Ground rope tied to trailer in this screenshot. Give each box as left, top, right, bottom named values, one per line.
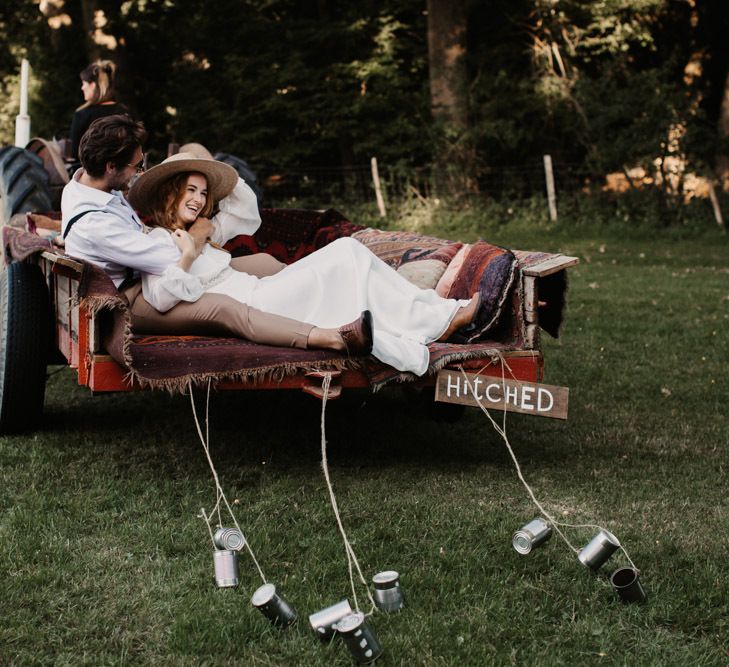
left=186, top=375, right=377, bottom=612
left=459, top=358, right=638, bottom=571
left=189, top=379, right=268, bottom=584
left=319, top=373, right=377, bottom=616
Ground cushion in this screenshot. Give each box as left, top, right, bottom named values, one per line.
left=435, top=244, right=471, bottom=297
left=352, top=228, right=462, bottom=269
left=396, top=258, right=448, bottom=289
left=395, top=241, right=462, bottom=289
left=445, top=241, right=518, bottom=342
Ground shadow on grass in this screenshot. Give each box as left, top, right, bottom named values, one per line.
left=38, top=366, right=598, bottom=485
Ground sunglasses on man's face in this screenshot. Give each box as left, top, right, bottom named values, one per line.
left=127, top=158, right=145, bottom=174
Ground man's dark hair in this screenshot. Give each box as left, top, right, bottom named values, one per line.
left=78, top=114, right=147, bottom=178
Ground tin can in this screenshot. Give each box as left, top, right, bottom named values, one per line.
left=308, top=599, right=353, bottom=640
left=335, top=612, right=383, bottom=664
left=372, top=570, right=404, bottom=612
left=610, top=567, right=647, bottom=604
left=251, top=583, right=297, bottom=628
left=578, top=529, right=621, bottom=571
left=512, top=518, right=552, bottom=555
left=213, top=527, right=245, bottom=551
left=212, top=549, right=239, bottom=588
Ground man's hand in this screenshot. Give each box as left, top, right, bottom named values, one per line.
left=187, top=217, right=215, bottom=252
left=172, top=229, right=198, bottom=271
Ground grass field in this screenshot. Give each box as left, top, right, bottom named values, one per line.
left=1, top=216, right=728, bottom=665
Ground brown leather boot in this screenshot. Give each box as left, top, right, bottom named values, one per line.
left=337, top=310, right=373, bottom=356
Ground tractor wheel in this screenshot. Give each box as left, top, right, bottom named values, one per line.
left=0, top=261, right=51, bottom=434
left=0, top=146, right=53, bottom=228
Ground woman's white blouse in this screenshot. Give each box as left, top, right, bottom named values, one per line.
left=141, top=177, right=261, bottom=312
left=142, top=228, right=237, bottom=312
left=210, top=178, right=261, bottom=245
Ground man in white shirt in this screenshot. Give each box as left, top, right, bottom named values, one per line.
left=61, top=115, right=368, bottom=352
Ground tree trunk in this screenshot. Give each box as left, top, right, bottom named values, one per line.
left=716, top=67, right=729, bottom=190
left=427, top=0, right=468, bottom=128
left=426, top=0, right=476, bottom=195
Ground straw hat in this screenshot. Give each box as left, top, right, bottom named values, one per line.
left=128, top=152, right=237, bottom=214
left=179, top=142, right=214, bottom=160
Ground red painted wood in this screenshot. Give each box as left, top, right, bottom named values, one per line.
left=88, top=360, right=135, bottom=392
left=77, top=304, right=90, bottom=386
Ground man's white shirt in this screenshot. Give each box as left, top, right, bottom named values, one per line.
left=61, top=170, right=261, bottom=288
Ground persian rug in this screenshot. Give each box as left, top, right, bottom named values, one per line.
left=225, top=208, right=364, bottom=264
left=2, top=226, right=52, bottom=263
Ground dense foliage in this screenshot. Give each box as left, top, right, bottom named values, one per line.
left=1, top=0, right=729, bottom=206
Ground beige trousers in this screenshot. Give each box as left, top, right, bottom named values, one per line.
left=123, top=254, right=314, bottom=349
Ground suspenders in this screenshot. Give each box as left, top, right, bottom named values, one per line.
left=62, top=209, right=103, bottom=240
left=62, top=208, right=138, bottom=289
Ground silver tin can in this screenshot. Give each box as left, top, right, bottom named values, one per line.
left=512, top=518, right=552, bottom=555
left=578, top=529, right=621, bottom=571
left=213, top=527, right=245, bottom=551
left=308, top=599, right=353, bottom=640
left=213, top=549, right=239, bottom=588
left=251, top=582, right=297, bottom=628
left=610, top=567, right=647, bottom=604
left=335, top=612, right=383, bottom=664
left=372, top=570, right=404, bottom=612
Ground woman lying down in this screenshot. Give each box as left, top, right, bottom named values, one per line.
left=127, top=154, right=480, bottom=376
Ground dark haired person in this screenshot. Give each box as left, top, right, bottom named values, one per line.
left=69, top=60, right=127, bottom=160
left=60, top=114, right=370, bottom=353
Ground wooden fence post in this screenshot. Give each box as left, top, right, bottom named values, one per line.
left=708, top=181, right=726, bottom=232
left=371, top=156, right=387, bottom=218
left=543, top=154, right=558, bottom=222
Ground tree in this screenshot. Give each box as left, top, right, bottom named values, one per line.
left=426, top=0, right=475, bottom=193
left=717, top=70, right=729, bottom=187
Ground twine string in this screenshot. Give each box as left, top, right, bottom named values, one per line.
left=459, top=357, right=638, bottom=570
left=188, top=380, right=267, bottom=584
left=200, top=507, right=216, bottom=547
left=319, top=373, right=377, bottom=615
left=205, top=382, right=224, bottom=529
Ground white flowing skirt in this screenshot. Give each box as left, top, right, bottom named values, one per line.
left=208, top=237, right=469, bottom=375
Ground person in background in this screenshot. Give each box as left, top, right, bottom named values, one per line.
left=69, top=60, right=127, bottom=160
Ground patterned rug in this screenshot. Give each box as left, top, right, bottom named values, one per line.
left=224, top=208, right=364, bottom=264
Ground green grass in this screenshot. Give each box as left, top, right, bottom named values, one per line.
left=1, top=215, right=728, bottom=665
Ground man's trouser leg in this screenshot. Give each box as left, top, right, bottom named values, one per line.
left=229, top=254, right=286, bottom=276
left=123, top=284, right=312, bottom=349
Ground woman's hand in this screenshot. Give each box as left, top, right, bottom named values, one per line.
left=188, top=217, right=215, bottom=252
left=172, top=228, right=197, bottom=271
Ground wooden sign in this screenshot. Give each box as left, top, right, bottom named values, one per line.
left=435, top=370, right=569, bottom=420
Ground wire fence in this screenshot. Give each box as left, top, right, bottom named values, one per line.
left=256, top=159, right=595, bottom=209
left=256, top=165, right=375, bottom=207
left=252, top=156, right=727, bottom=229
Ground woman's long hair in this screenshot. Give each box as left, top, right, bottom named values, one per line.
left=77, top=60, right=116, bottom=110
left=147, top=172, right=214, bottom=232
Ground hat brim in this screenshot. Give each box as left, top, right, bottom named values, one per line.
left=128, top=154, right=238, bottom=215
